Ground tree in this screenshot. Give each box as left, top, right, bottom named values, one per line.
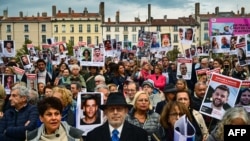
left=166, top=47, right=180, bottom=61
left=66, top=40, right=74, bottom=56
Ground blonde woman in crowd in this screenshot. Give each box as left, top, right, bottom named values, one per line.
left=52, top=86, right=76, bottom=127
left=126, top=91, right=161, bottom=141
left=0, top=85, right=6, bottom=119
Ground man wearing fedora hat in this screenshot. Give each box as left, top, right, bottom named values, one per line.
left=86, top=92, right=148, bottom=141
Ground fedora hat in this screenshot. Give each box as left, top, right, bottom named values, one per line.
left=99, top=92, right=133, bottom=110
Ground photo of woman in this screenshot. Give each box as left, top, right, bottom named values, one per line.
left=81, top=48, right=91, bottom=61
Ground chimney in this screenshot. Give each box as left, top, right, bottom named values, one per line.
left=52, top=5, right=56, bottom=17
left=237, top=10, right=239, bottom=15
left=99, top=2, right=105, bottom=23
left=241, top=7, right=245, bottom=15
left=83, top=7, right=88, bottom=16
left=116, top=11, right=120, bottom=24
left=42, top=12, right=47, bottom=17
left=148, top=4, right=151, bottom=24
left=72, top=10, right=74, bottom=14
left=108, top=17, right=111, bottom=22
left=164, top=15, right=167, bottom=22
left=58, top=10, right=61, bottom=14
left=37, top=12, right=40, bottom=17
left=195, top=3, right=200, bottom=20
left=68, top=7, right=72, bottom=15
left=19, top=11, right=23, bottom=18
left=3, top=9, right=8, bottom=19
left=215, top=7, right=219, bottom=15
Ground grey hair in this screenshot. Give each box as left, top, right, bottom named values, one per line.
left=11, top=85, right=30, bottom=101
left=29, top=89, right=39, bottom=105
left=94, top=84, right=109, bottom=92
left=215, top=107, right=250, bottom=141
left=70, top=64, right=80, bottom=72
left=94, top=75, right=106, bottom=83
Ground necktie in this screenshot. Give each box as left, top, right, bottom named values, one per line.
left=112, top=129, right=119, bottom=141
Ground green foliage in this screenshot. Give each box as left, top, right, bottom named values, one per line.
left=66, top=40, right=74, bottom=56
left=166, top=47, right=180, bottom=61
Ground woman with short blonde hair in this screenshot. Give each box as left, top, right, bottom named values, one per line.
left=126, top=90, right=160, bottom=140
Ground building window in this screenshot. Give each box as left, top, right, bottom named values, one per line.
left=173, top=26, right=178, bottom=31
left=70, top=36, right=74, bottom=45
left=124, top=35, right=128, bottom=41
left=7, top=35, right=11, bottom=40
left=140, top=26, right=145, bottom=31
left=115, top=34, right=119, bottom=41
left=174, top=34, right=178, bottom=43
left=79, top=36, right=83, bottom=42
left=54, top=36, right=58, bottom=42
left=204, top=33, right=209, bottom=40
left=115, top=27, right=119, bottom=32
left=6, top=25, right=11, bottom=32
left=95, top=36, right=99, bottom=45
left=24, top=25, right=29, bottom=32
left=106, top=26, right=110, bottom=32
left=106, top=35, right=111, bottom=40
left=124, top=26, right=128, bottom=31
left=204, top=23, right=208, bottom=30
left=79, top=24, right=83, bottom=32
left=132, top=34, right=136, bottom=43
left=24, top=35, right=29, bottom=41
left=54, top=25, right=58, bottom=33
left=87, top=24, right=91, bottom=32
left=42, top=35, right=46, bottom=43
left=87, top=36, right=91, bottom=45
left=70, top=25, right=74, bottom=32
left=156, top=26, right=161, bottom=32
left=42, top=24, right=46, bottom=32
left=62, top=36, right=66, bottom=42
left=132, top=27, right=136, bottom=32
left=95, top=24, right=98, bottom=32
left=62, top=25, right=66, bottom=33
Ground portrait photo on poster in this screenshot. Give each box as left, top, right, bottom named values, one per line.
left=200, top=73, right=241, bottom=120
left=76, top=92, right=103, bottom=136
left=3, top=40, right=15, bottom=57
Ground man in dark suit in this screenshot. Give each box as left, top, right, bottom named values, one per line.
left=86, top=92, right=148, bottom=141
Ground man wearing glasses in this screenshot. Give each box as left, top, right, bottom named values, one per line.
left=125, top=82, right=139, bottom=104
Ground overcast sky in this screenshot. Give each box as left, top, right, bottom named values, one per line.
left=0, top=0, right=249, bottom=21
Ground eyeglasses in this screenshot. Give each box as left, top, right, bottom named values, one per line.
left=95, top=80, right=101, bottom=83
left=169, top=112, right=184, bottom=118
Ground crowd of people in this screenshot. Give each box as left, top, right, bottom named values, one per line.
left=0, top=51, right=250, bottom=141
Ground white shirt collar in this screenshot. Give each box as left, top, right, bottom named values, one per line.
left=109, top=123, right=124, bottom=138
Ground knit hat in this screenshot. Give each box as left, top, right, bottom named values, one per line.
left=142, top=79, right=154, bottom=89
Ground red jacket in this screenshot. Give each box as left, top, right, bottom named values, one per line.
left=148, top=74, right=166, bottom=91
